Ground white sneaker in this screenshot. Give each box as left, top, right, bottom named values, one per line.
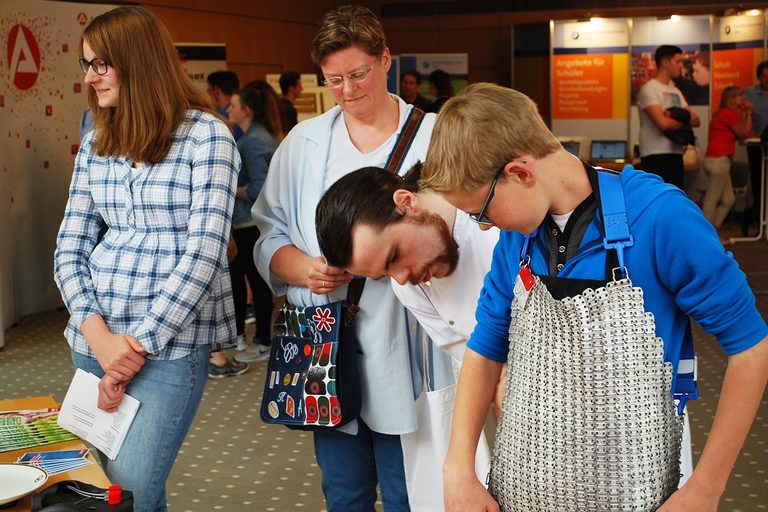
left=235, top=343, right=270, bottom=363
left=235, top=335, right=248, bottom=352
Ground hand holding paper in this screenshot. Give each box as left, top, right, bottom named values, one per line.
left=58, top=369, right=140, bottom=460
left=98, top=374, right=126, bottom=413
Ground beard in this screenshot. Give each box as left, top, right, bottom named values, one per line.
left=406, top=210, right=459, bottom=284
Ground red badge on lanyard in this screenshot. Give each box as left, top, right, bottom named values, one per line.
left=514, top=265, right=535, bottom=310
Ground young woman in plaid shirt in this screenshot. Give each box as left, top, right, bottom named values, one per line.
left=54, top=7, right=239, bottom=511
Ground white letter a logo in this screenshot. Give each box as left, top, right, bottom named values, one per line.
left=10, top=27, right=39, bottom=75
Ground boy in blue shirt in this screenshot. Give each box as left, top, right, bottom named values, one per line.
left=420, top=83, right=768, bottom=512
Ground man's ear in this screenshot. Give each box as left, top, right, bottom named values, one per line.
left=392, top=188, right=419, bottom=215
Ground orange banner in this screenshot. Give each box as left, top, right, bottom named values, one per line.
left=711, top=47, right=762, bottom=107
left=553, top=54, right=625, bottom=119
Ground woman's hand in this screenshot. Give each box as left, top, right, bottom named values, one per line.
left=97, top=373, right=126, bottom=412
left=95, top=336, right=145, bottom=412
left=81, top=315, right=146, bottom=381
left=92, top=333, right=145, bottom=381
left=305, top=256, right=353, bottom=294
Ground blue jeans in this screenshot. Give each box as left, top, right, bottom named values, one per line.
left=72, top=345, right=210, bottom=512
left=314, top=419, right=410, bottom=512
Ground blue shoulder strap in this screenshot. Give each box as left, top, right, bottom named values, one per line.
left=599, top=166, right=697, bottom=413
left=597, top=170, right=634, bottom=279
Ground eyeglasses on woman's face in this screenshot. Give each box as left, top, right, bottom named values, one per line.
left=79, top=57, right=109, bottom=75
left=323, top=62, right=376, bottom=89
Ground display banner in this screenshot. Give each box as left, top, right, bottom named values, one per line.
left=628, top=15, right=712, bottom=196
left=175, top=43, right=226, bottom=94
left=552, top=52, right=627, bottom=118
left=552, top=20, right=629, bottom=120
left=551, top=19, right=629, bottom=142
left=0, top=0, right=116, bottom=330
left=712, top=14, right=766, bottom=108
left=631, top=16, right=711, bottom=106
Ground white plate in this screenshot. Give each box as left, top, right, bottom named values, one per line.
left=0, top=464, right=48, bottom=505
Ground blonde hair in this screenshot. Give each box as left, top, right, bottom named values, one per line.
left=421, top=83, right=561, bottom=193
left=718, top=85, right=744, bottom=110
left=82, top=6, right=215, bottom=164
left=311, top=5, right=386, bottom=66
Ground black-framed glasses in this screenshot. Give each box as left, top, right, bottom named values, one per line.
left=79, top=58, right=109, bottom=75
left=468, top=163, right=506, bottom=226
left=323, top=63, right=376, bottom=89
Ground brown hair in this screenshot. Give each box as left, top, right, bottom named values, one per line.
left=421, top=83, right=561, bottom=193
left=82, top=6, right=215, bottom=164
left=236, top=81, right=284, bottom=141
left=311, top=5, right=386, bottom=66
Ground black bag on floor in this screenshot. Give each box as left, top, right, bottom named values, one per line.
left=33, top=481, right=133, bottom=511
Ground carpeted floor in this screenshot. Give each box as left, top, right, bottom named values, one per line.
left=0, top=231, right=766, bottom=511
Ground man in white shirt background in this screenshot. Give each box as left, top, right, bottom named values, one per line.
left=637, top=45, right=701, bottom=189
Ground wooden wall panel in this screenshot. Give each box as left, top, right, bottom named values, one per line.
left=142, top=2, right=344, bottom=86
left=384, top=12, right=513, bottom=87
left=514, top=56, right=551, bottom=122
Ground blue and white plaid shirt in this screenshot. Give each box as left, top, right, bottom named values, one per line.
left=54, top=110, right=240, bottom=360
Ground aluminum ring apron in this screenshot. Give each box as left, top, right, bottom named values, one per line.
left=489, top=170, right=684, bottom=511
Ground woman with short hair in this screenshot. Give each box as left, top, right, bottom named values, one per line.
left=252, top=5, right=436, bottom=510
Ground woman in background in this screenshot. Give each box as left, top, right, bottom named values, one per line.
left=427, top=69, right=455, bottom=113
left=54, top=6, right=239, bottom=511
left=220, top=83, right=282, bottom=367
left=702, top=85, right=753, bottom=236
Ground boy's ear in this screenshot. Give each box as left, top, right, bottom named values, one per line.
left=504, top=159, right=535, bottom=186
left=392, top=189, right=419, bottom=215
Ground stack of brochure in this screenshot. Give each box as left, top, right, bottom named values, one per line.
left=15, top=449, right=92, bottom=476
left=0, top=409, right=77, bottom=452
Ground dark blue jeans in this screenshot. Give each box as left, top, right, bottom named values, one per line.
left=314, top=419, right=410, bottom=511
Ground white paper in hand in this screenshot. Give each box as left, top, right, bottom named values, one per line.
left=57, top=369, right=140, bottom=460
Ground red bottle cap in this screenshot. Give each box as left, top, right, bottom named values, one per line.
left=108, top=484, right=122, bottom=505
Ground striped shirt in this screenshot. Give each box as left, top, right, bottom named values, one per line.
left=54, top=109, right=240, bottom=360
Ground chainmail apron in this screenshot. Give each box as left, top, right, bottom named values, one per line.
left=489, top=274, right=683, bottom=511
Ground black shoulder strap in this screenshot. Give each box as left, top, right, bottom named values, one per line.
left=343, top=278, right=366, bottom=326
left=384, top=107, right=426, bottom=174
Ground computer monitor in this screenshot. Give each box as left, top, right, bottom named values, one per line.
left=562, top=141, right=581, bottom=158
left=556, top=136, right=590, bottom=161
left=590, top=140, right=627, bottom=162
